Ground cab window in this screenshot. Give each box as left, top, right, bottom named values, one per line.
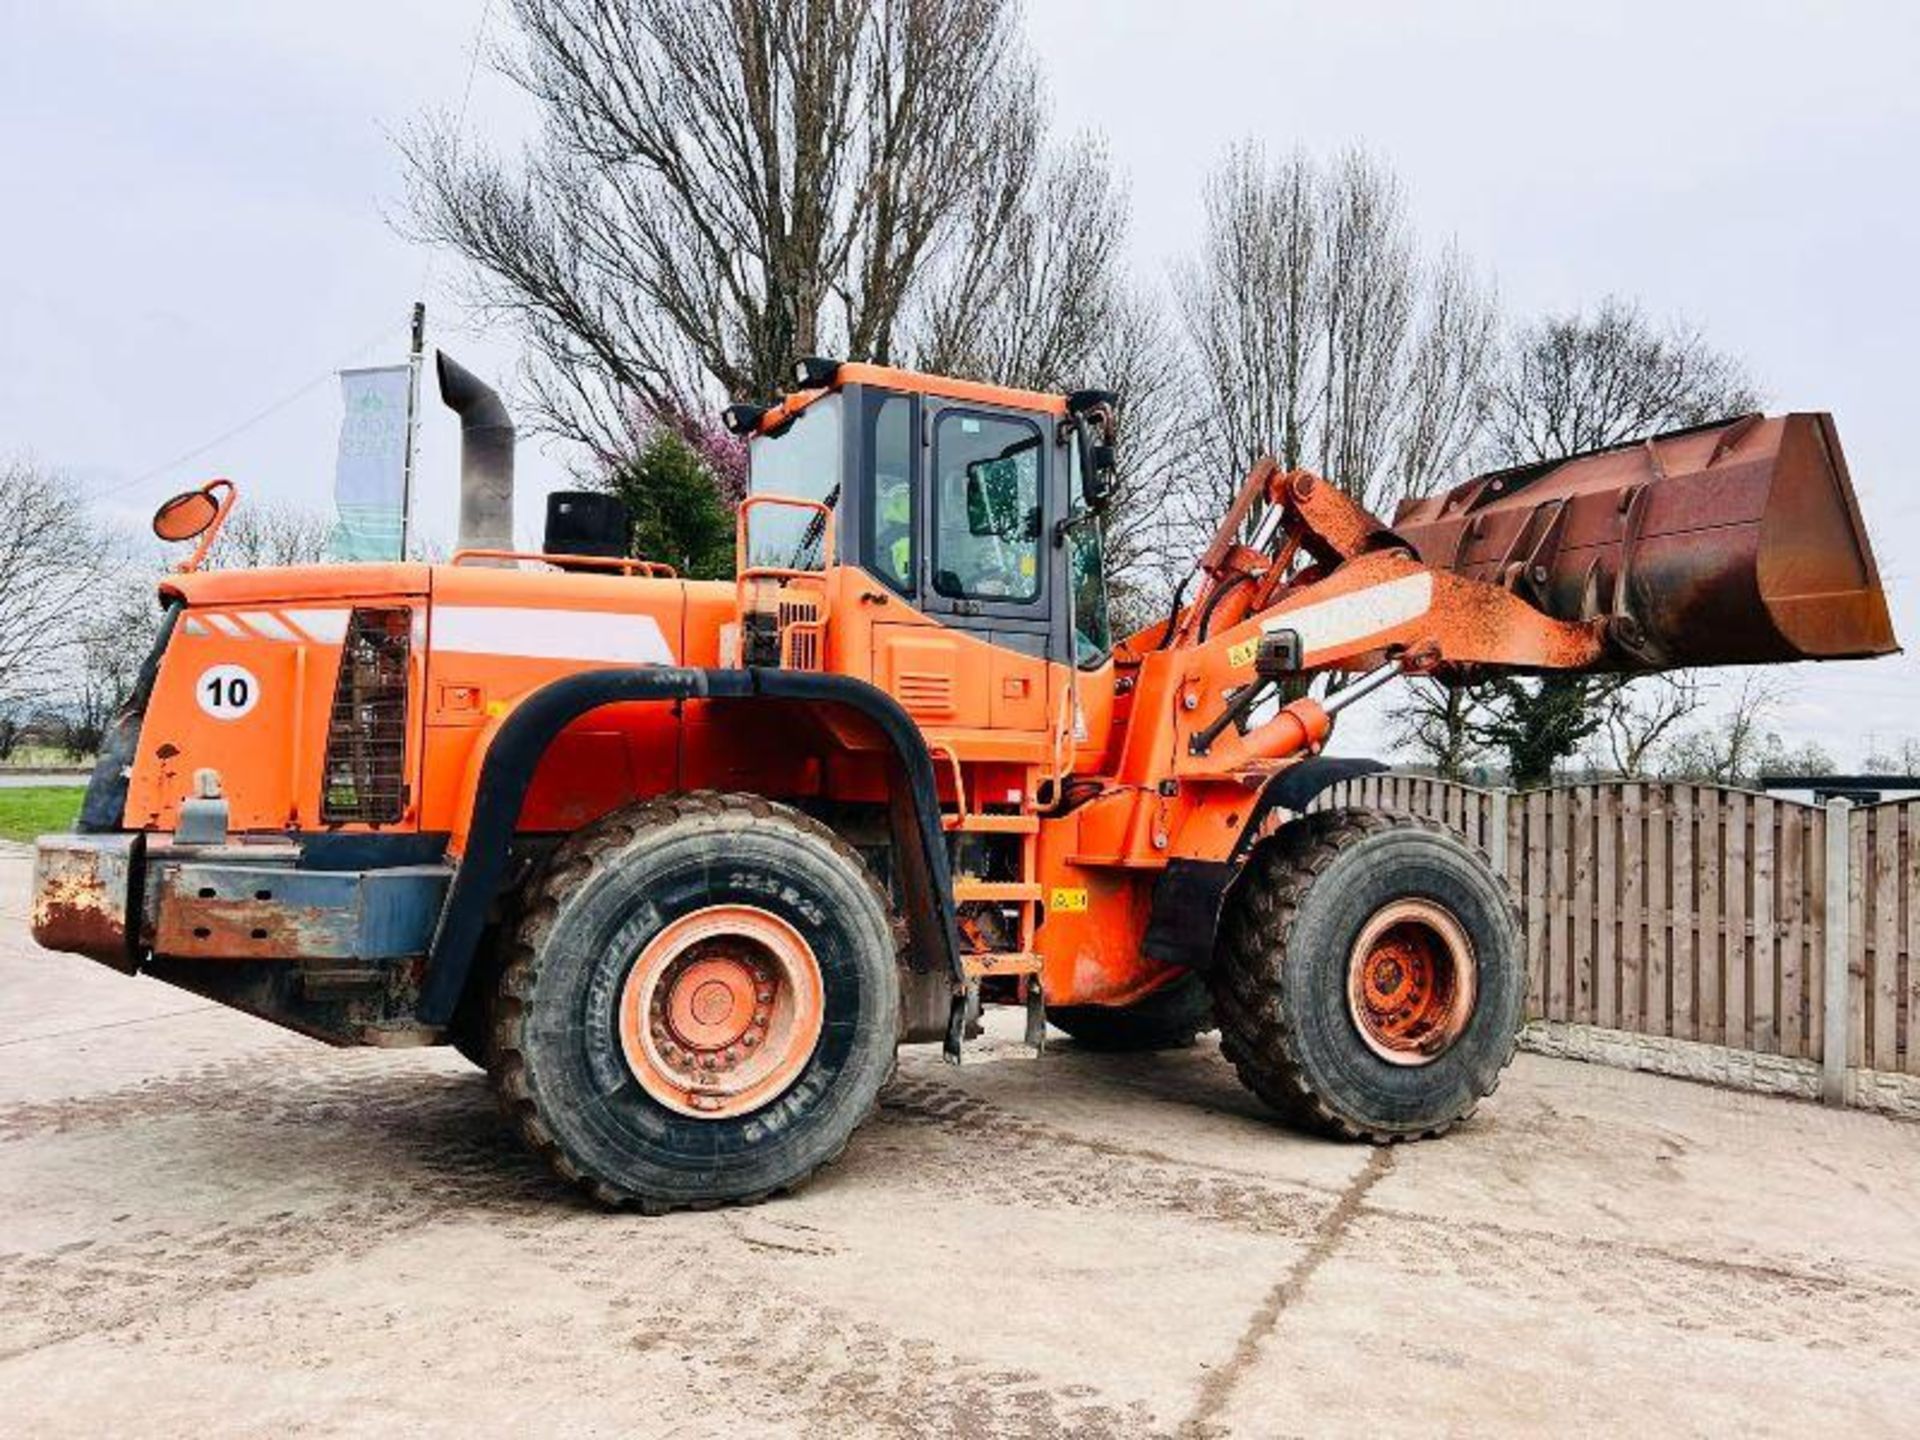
left=865, top=393, right=914, bottom=593
left=747, top=392, right=842, bottom=570
left=933, top=410, right=1043, bottom=604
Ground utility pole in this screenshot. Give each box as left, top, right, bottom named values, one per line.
left=400, top=301, right=426, bottom=560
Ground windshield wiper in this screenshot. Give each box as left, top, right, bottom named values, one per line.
left=787, top=483, right=841, bottom=569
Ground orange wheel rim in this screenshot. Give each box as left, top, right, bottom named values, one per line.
left=1345, top=899, right=1476, bottom=1067
left=617, top=905, right=825, bottom=1119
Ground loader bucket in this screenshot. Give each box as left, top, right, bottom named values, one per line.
left=1390, top=413, right=1898, bottom=670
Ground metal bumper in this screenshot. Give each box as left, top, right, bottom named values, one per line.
left=32, top=833, right=142, bottom=971
left=32, top=833, right=452, bottom=971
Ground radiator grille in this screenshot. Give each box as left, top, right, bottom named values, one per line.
left=321, top=607, right=411, bottom=825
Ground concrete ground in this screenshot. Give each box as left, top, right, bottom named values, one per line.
left=2, top=847, right=1917, bottom=1438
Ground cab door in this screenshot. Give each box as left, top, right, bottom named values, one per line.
left=857, top=391, right=1059, bottom=738
left=915, top=401, right=1057, bottom=736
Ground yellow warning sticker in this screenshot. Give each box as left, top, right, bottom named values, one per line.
left=1226, top=637, right=1259, bottom=669
left=1050, top=887, right=1090, bottom=913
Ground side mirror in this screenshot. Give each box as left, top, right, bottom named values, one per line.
left=1081, top=442, right=1117, bottom=511
left=1066, top=396, right=1120, bottom=514
left=151, top=478, right=236, bottom=572
left=152, top=487, right=221, bottom=542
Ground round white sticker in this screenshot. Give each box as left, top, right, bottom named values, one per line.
left=196, top=663, right=260, bottom=720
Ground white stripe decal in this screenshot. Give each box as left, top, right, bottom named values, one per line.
left=185, top=608, right=349, bottom=643
left=291, top=609, right=350, bottom=643
left=239, top=610, right=299, bottom=643
left=1261, top=572, right=1433, bottom=659
left=432, top=606, right=675, bottom=666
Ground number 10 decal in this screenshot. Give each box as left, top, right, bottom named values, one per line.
left=197, top=664, right=260, bottom=720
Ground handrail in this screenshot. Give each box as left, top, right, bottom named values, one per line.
left=929, top=742, right=971, bottom=827
left=449, top=549, right=678, bottom=578
left=733, top=493, right=836, bottom=581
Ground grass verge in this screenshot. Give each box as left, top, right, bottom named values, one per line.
left=0, top=786, right=83, bottom=844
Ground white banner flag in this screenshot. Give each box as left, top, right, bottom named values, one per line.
left=329, top=364, right=411, bottom=561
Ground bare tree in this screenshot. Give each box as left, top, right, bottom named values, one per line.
left=1659, top=673, right=1784, bottom=784
left=1863, top=737, right=1920, bottom=774
left=1175, top=145, right=1323, bottom=517
left=0, top=461, right=114, bottom=715
left=907, top=135, right=1123, bottom=391
left=68, top=574, right=164, bottom=758
left=1175, top=144, right=1497, bottom=521
left=1598, top=671, right=1703, bottom=777
left=1390, top=679, right=1490, bottom=781
left=210, top=500, right=334, bottom=569
left=403, top=0, right=1040, bottom=458
left=1481, top=296, right=1760, bottom=466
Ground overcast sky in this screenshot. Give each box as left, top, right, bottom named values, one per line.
left=2, top=1, right=1915, bottom=763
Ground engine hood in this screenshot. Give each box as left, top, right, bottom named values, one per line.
left=160, top=563, right=432, bottom=607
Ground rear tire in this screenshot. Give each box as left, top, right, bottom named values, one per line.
left=490, top=792, right=899, bottom=1210
left=1210, top=809, right=1523, bottom=1141
left=1049, top=972, right=1213, bottom=1051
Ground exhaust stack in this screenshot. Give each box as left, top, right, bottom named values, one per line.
left=436, top=351, right=514, bottom=554
left=1392, top=413, right=1898, bottom=670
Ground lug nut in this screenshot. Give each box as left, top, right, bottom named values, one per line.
left=742, top=1033, right=759, bottom=1049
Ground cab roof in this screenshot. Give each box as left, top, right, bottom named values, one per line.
left=754, top=362, right=1068, bottom=435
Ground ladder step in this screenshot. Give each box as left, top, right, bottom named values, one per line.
left=962, top=952, right=1043, bottom=979
left=953, top=880, right=1043, bottom=904
left=943, top=813, right=1040, bottom=834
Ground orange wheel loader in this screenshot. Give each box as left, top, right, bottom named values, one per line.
left=32, top=353, right=1897, bottom=1211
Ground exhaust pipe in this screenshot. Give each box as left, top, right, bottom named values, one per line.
left=436, top=351, right=514, bottom=554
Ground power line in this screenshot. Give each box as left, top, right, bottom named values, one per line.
left=419, top=0, right=496, bottom=296
left=89, top=321, right=404, bottom=501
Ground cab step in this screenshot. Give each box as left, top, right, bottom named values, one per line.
left=943, top=813, right=1040, bottom=835
left=960, top=951, right=1042, bottom=979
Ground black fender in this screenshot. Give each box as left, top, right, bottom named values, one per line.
left=417, top=666, right=964, bottom=1026
left=1140, top=756, right=1388, bottom=975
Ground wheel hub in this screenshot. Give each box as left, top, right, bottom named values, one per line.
left=618, top=906, right=824, bottom=1118
left=1346, top=899, right=1476, bottom=1067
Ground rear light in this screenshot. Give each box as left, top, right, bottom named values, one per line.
left=321, top=607, right=411, bottom=824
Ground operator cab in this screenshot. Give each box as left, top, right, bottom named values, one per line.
left=725, top=360, right=1118, bottom=673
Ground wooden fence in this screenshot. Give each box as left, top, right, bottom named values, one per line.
left=1317, top=775, right=1917, bottom=1103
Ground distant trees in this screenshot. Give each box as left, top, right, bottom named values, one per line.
left=0, top=460, right=115, bottom=718
left=205, top=500, right=333, bottom=570
left=0, top=459, right=342, bottom=762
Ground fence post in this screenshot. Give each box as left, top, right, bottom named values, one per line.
left=1822, top=797, right=1852, bottom=1106
left=1488, top=786, right=1510, bottom=880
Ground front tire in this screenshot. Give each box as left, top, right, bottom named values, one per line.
left=1210, top=809, right=1523, bottom=1141
left=490, top=793, right=899, bottom=1210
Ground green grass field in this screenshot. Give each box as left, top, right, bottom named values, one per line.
left=0, top=787, right=83, bottom=844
